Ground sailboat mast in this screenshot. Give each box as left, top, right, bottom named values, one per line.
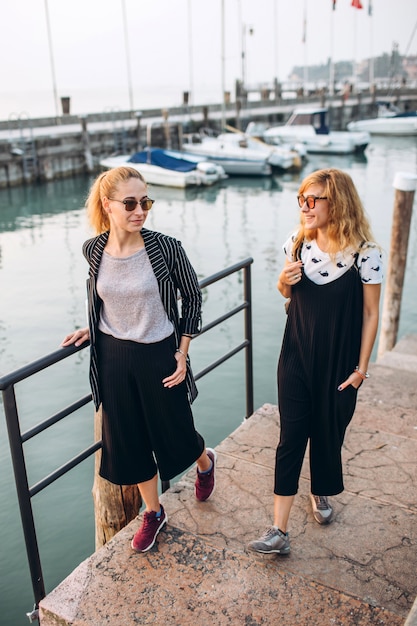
left=221, top=0, right=226, bottom=130
left=329, top=2, right=335, bottom=96
left=303, top=0, right=308, bottom=90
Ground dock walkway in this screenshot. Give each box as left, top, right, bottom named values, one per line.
left=39, top=335, right=417, bottom=625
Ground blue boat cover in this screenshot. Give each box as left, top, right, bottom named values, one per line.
left=128, top=148, right=197, bottom=173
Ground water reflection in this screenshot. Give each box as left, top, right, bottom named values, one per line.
left=1, top=137, right=417, bottom=625
left=0, top=175, right=90, bottom=232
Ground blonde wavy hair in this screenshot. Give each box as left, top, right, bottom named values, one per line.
left=292, top=168, right=377, bottom=259
left=86, top=167, right=147, bottom=234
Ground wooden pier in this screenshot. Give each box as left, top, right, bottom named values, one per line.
left=1, top=88, right=416, bottom=189
left=39, top=335, right=417, bottom=626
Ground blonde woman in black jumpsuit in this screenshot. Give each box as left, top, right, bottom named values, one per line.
left=249, top=168, right=382, bottom=555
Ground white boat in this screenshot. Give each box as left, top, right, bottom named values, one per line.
left=252, top=107, right=370, bottom=155
left=347, top=104, right=417, bottom=136
left=180, top=131, right=273, bottom=176
left=223, top=125, right=306, bottom=171
left=99, top=148, right=227, bottom=188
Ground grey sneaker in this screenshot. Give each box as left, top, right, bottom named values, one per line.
left=310, top=494, right=334, bottom=525
left=248, top=526, right=291, bottom=554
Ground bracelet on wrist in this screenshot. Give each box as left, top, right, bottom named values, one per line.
left=355, top=366, right=370, bottom=380
left=176, top=348, right=187, bottom=357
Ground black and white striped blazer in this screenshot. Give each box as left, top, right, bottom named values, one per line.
left=83, top=228, right=202, bottom=409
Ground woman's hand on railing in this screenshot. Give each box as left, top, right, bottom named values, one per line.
left=61, top=328, right=90, bottom=348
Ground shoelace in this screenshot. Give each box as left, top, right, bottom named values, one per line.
left=263, top=527, right=283, bottom=539
left=314, top=495, right=329, bottom=510
left=143, top=511, right=159, bottom=529
left=198, top=469, right=212, bottom=482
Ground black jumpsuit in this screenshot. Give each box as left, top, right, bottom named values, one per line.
left=275, top=259, right=363, bottom=497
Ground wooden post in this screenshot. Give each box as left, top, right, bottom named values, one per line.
left=79, top=115, right=94, bottom=173
left=177, top=123, right=183, bottom=151
left=377, top=172, right=417, bottom=358
left=146, top=122, right=152, bottom=150
left=135, top=110, right=143, bottom=151
left=202, top=106, right=209, bottom=127
left=92, top=407, right=141, bottom=550
left=235, top=99, right=242, bottom=131
left=162, top=109, right=171, bottom=149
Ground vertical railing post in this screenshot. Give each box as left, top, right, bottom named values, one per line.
left=2, top=385, right=45, bottom=608
left=244, top=263, right=254, bottom=418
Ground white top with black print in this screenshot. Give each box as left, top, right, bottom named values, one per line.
left=283, top=233, right=383, bottom=286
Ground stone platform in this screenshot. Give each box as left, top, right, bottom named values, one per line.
left=39, top=336, right=417, bottom=625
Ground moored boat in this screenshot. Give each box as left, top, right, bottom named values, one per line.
left=249, top=107, right=370, bottom=155
left=347, top=104, right=417, bottom=136
left=99, top=148, right=227, bottom=188
left=180, top=131, right=272, bottom=176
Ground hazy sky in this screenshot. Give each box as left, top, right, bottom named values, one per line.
left=1, top=0, right=416, bottom=117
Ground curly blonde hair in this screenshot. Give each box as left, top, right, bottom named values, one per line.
left=292, top=168, right=376, bottom=258
left=86, top=167, right=147, bottom=234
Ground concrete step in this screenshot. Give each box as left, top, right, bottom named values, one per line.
left=377, top=334, right=417, bottom=373
left=39, top=347, right=417, bottom=625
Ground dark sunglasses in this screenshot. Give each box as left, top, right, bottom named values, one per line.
left=108, top=197, right=155, bottom=212
left=297, top=195, right=327, bottom=209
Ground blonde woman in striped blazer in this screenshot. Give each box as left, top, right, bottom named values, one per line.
left=62, top=166, right=216, bottom=553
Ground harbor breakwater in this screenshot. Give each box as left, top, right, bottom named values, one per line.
left=1, top=88, right=416, bottom=189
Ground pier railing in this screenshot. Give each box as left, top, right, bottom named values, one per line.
left=0, top=257, right=253, bottom=622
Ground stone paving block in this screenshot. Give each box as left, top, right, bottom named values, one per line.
left=40, top=521, right=403, bottom=626
left=215, top=403, right=279, bottom=466
left=215, top=402, right=417, bottom=511
left=39, top=351, right=417, bottom=626
left=163, top=401, right=417, bottom=617
left=359, top=365, right=417, bottom=410
left=392, top=334, right=417, bottom=357
left=353, top=402, right=417, bottom=440
left=161, top=447, right=417, bottom=619
left=342, top=426, right=417, bottom=510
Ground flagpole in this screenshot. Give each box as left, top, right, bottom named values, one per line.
left=351, top=0, right=364, bottom=92
left=221, top=0, right=226, bottom=130
left=353, top=7, right=357, bottom=91
left=44, top=0, right=59, bottom=117
left=274, top=0, right=279, bottom=83
left=121, top=0, right=134, bottom=111
left=303, top=0, right=308, bottom=91
left=187, top=0, right=194, bottom=105
left=368, top=1, right=374, bottom=87
left=238, top=0, right=244, bottom=86
left=329, top=2, right=335, bottom=96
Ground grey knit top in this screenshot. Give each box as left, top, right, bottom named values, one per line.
left=97, top=248, right=174, bottom=343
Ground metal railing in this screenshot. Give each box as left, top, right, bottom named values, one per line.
left=0, top=257, right=253, bottom=622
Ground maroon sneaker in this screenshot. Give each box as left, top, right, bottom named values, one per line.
left=131, top=505, right=167, bottom=553
left=195, top=448, right=217, bottom=501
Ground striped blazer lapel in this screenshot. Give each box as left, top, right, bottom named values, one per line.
left=142, top=229, right=171, bottom=282
left=84, top=231, right=109, bottom=278
left=83, top=232, right=109, bottom=409
left=142, top=229, right=174, bottom=316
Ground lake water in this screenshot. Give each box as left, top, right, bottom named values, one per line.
left=1, top=136, right=417, bottom=625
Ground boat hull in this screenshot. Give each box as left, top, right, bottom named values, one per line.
left=259, top=107, right=369, bottom=155
left=181, top=135, right=272, bottom=176
left=263, top=127, right=369, bottom=155
left=347, top=117, right=417, bottom=136
left=99, top=153, right=227, bottom=188
left=197, top=156, right=272, bottom=176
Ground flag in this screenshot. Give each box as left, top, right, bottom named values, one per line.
left=302, top=11, right=306, bottom=43
left=332, top=0, right=336, bottom=10
left=368, top=0, right=372, bottom=15
left=351, top=0, right=363, bottom=8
